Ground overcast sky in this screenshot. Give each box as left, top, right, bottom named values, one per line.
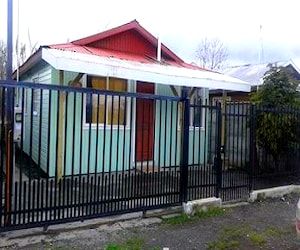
left=1, top=0, right=300, bottom=68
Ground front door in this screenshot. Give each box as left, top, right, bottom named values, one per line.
left=136, top=82, right=155, bottom=161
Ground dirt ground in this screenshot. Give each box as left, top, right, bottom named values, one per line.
left=3, top=193, right=300, bottom=250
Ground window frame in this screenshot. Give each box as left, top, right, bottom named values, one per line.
left=177, top=88, right=206, bottom=131
left=190, top=88, right=206, bottom=129
left=83, top=75, right=129, bottom=128
left=31, top=77, right=40, bottom=116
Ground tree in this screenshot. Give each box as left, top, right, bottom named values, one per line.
left=195, top=37, right=228, bottom=70
left=0, top=40, right=7, bottom=80
left=251, top=66, right=300, bottom=168
left=0, top=38, right=34, bottom=80
left=251, top=66, right=300, bottom=108
left=16, top=40, right=27, bottom=69
left=15, top=40, right=27, bottom=79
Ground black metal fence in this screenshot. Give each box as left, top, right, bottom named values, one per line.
left=224, top=102, right=300, bottom=191
left=0, top=80, right=225, bottom=231
left=252, top=105, right=300, bottom=189
left=221, top=102, right=251, bottom=201
left=1, top=79, right=300, bottom=232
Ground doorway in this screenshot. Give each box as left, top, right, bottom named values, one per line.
left=135, top=82, right=155, bottom=162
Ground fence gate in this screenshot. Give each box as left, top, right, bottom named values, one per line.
left=221, top=102, right=252, bottom=201
left=0, top=80, right=257, bottom=232
left=0, top=80, right=187, bottom=231
left=187, top=102, right=222, bottom=201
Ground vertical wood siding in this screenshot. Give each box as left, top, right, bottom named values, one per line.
left=88, top=30, right=175, bottom=61
left=23, top=68, right=209, bottom=177
left=22, top=65, right=52, bottom=174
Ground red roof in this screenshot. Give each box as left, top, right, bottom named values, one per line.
left=49, top=20, right=208, bottom=72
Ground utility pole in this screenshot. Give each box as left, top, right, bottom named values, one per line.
left=5, top=0, right=14, bottom=226
left=257, top=24, right=264, bottom=91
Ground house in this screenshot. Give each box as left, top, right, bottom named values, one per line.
left=16, top=20, right=250, bottom=178
left=208, top=60, right=300, bottom=170
left=212, top=60, right=300, bottom=103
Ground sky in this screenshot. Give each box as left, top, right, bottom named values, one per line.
left=1, top=0, right=300, bottom=69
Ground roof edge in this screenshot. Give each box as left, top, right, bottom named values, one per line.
left=72, top=20, right=184, bottom=63
left=13, top=47, right=43, bottom=79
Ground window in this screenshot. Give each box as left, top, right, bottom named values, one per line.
left=32, top=77, right=40, bottom=115
left=190, top=88, right=205, bottom=128
left=211, top=96, right=231, bottom=106
left=86, top=76, right=127, bottom=125
left=32, top=89, right=40, bottom=115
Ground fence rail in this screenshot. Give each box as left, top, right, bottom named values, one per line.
left=1, top=79, right=300, bottom=231
left=0, top=80, right=224, bottom=231
left=252, top=105, right=300, bottom=189
left=224, top=102, right=300, bottom=191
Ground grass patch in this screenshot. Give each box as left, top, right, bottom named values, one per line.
left=207, top=240, right=240, bottom=250
left=163, top=213, right=191, bottom=225
left=105, top=237, right=145, bottom=250
left=265, top=226, right=285, bottom=238
left=196, top=207, right=226, bottom=218
left=248, top=232, right=267, bottom=245
left=149, top=247, right=161, bottom=250
left=221, top=226, right=245, bottom=240
left=163, top=207, right=226, bottom=226
left=208, top=225, right=286, bottom=249
left=207, top=225, right=270, bottom=250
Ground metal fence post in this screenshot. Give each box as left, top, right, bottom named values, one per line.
left=5, top=0, right=14, bottom=227
left=180, top=87, right=190, bottom=203
left=216, top=103, right=222, bottom=198
left=249, top=104, right=256, bottom=191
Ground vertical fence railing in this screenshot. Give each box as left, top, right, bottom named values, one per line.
left=5, top=80, right=300, bottom=231
left=216, top=103, right=222, bottom=198
left=187, top=102, right=220, bottom=201
left=221, top=102, right=251, bottom=201
left=0, top=86, right=6, bottom=227
left=252, top=105, right=300, bottom=189
left=180, top=88, right=189, bottom=203
left=0, top=80, right=185, bottom=231
left=249, top=104, right=256, bottom=192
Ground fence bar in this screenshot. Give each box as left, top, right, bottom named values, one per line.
left=249, top=104, right=256, bottom=191
left=216, top=104, right=222, bottom=198
left=6, top=80, right=296, bottom=232
left=180, top=88, right=190, bottom=203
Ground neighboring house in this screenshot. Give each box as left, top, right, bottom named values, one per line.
left=16, top=20, right=250, bottom=177
left=209, top=60, right=300, bottom=169
left=211, top=60, right=300, bottom=103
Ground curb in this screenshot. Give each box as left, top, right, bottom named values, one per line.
left=249, top=184, right=300, bottom=202
left=183, top=197, right=222, bottom=216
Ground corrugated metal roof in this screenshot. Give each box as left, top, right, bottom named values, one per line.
left=50, top=44, right=149, bottom=63
left=42, top=48, right=251, bottom=92
left=222, top=60, right=299, bottom=87
left=49, top=43, right=209, bottom=71
left=16, top=20, right=251, bottom=92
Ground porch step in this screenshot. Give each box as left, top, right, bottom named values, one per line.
left=137, top=165, right=160, bottom=173
left=136, top=161, right=162, bottom=173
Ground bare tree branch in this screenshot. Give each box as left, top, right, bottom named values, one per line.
left=0, top=40, right=7, bottom=80
left=1, top=36, right=38, bottom=80
left=195, top=37, right=228, bottom=70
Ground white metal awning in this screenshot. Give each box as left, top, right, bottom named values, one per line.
left=42, top=48, right=251, bottom=92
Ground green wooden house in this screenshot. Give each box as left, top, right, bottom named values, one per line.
left=16, top=20, right=250, bottom=178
